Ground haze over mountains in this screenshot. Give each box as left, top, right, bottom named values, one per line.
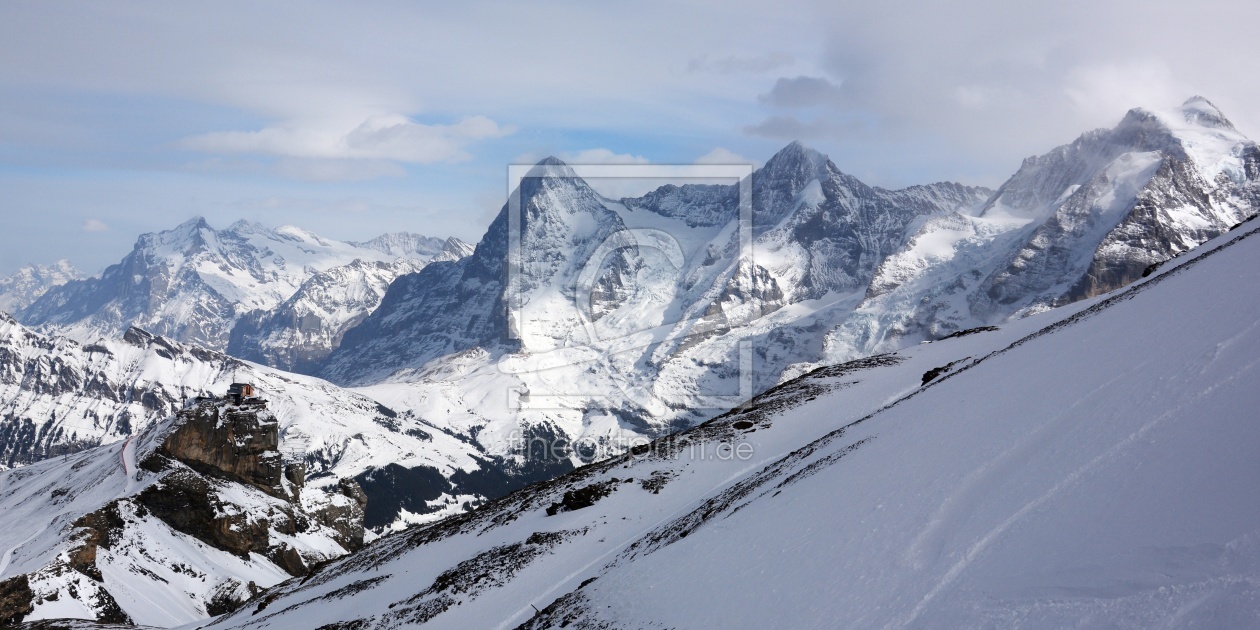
left=0, top=98, right=1256, bottom=627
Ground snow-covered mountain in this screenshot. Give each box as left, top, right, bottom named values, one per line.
left=194, top=212, right=1260, bottom=630
left=225, top=237, right=475, bottom=374
left=316, top=150, right=991, bottom=475
left=16, top=219, right=468, bottom=363
left=348, top=232, right=447, bottom=259
left=824, top=97, right=1260, bottom=362
left=1, top=97, right=1257, bottom=628
left=313, top=100, right=1258, bottom=502
left=0, top=260, right=80, bottom=315
left=226, top=258, right=428, bottom=374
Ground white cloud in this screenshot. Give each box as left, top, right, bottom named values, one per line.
left=694, top=147, right=756, bottom=167
left=182, top=114, right=513, bottom=164
left=1063, top=61, right=1190, bottom=122
left=183, top=155, right=410, bottom=182
left=81, top=218, right=109, bottom=232
left=563, top=148, right=650, bottom=165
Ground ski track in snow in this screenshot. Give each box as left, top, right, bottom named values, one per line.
left=902, top=365, right=1139, bottom=571
left=0, top=524, right=47, bottom=578
left=897, top=351, right=1258, bottom=628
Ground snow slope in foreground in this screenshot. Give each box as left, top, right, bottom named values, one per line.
left=194, top=223, right=1260, bottom=628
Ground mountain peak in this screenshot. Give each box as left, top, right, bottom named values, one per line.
left=0, top=260, right=81, bottom=314
left=351, top=232, right=448, bottom=258
left=525, top=156, right=579, bottom=179
left=1178, top=95, right=1235, bottom=130
left=139, top=215, right=214, bottom=252
left=176, top=216, right=211, bottom=231
left=226, top=218, right=270, bottom=235
left=439, top=236, right=475, bottom=258
left=763, top=140, right=828, bottom=177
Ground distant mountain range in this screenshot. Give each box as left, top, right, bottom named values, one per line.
left=7, top=219, right=472, bottom=373
left=3, top=96, right=1257, bottom=492
left=322, top=97, right=1258, bottom=469
left=0, top=98, right=1257, bottom=627
left=0, top=260, right=80, bottom=314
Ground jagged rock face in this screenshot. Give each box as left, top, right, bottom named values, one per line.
left=320, top=160, right=635, bottom=385
left=312, top=479, right=369, bottom=551
left=131, top=404, right=365, bottom=574
left=621, top=182, right=740, bottom=228
left=17, top=219, right=462, bottom=361
left=137, top=405, right=366, bottom=572
left=322, top=148, right=989, bottom=386
left=153, top=402, right=290, bottom=500
left=760, top=156, right=991, bottom=302
left=0, top=315, right=183, bottom=467
left=1069, top=152, right=1248, bottom=300
left=0, top=575, right=34, bottom=627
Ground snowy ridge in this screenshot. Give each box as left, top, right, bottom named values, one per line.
left=226, top=257, right=430, bottom=374
left=0, top=260, right=80, bottom=315
left=818, top=97, right=1260, bottom=365
left=197, top=217, right=1260, bottom=630
left=17, top=219, right=463, bottom=361
left=348, top=232, right=450, bottom=258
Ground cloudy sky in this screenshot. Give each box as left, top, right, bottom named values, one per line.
left=2, top=0, right=1258, bottom=275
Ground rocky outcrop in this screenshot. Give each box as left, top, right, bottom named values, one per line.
left=0, top=574, right=34, bottom=627
left=0, top=393, right=369, bottom=626
left=308, top=478, right=371, bottom=552
left=131, top=401, right=365, bottom=573
left=149, top=401, right=291, bottom=500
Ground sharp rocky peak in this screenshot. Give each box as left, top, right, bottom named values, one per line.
left=527, top=156, right=579, bottom=178
left=763, top=140, right=828, bottom=178
left=135, top=215, right=216, bottom=252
